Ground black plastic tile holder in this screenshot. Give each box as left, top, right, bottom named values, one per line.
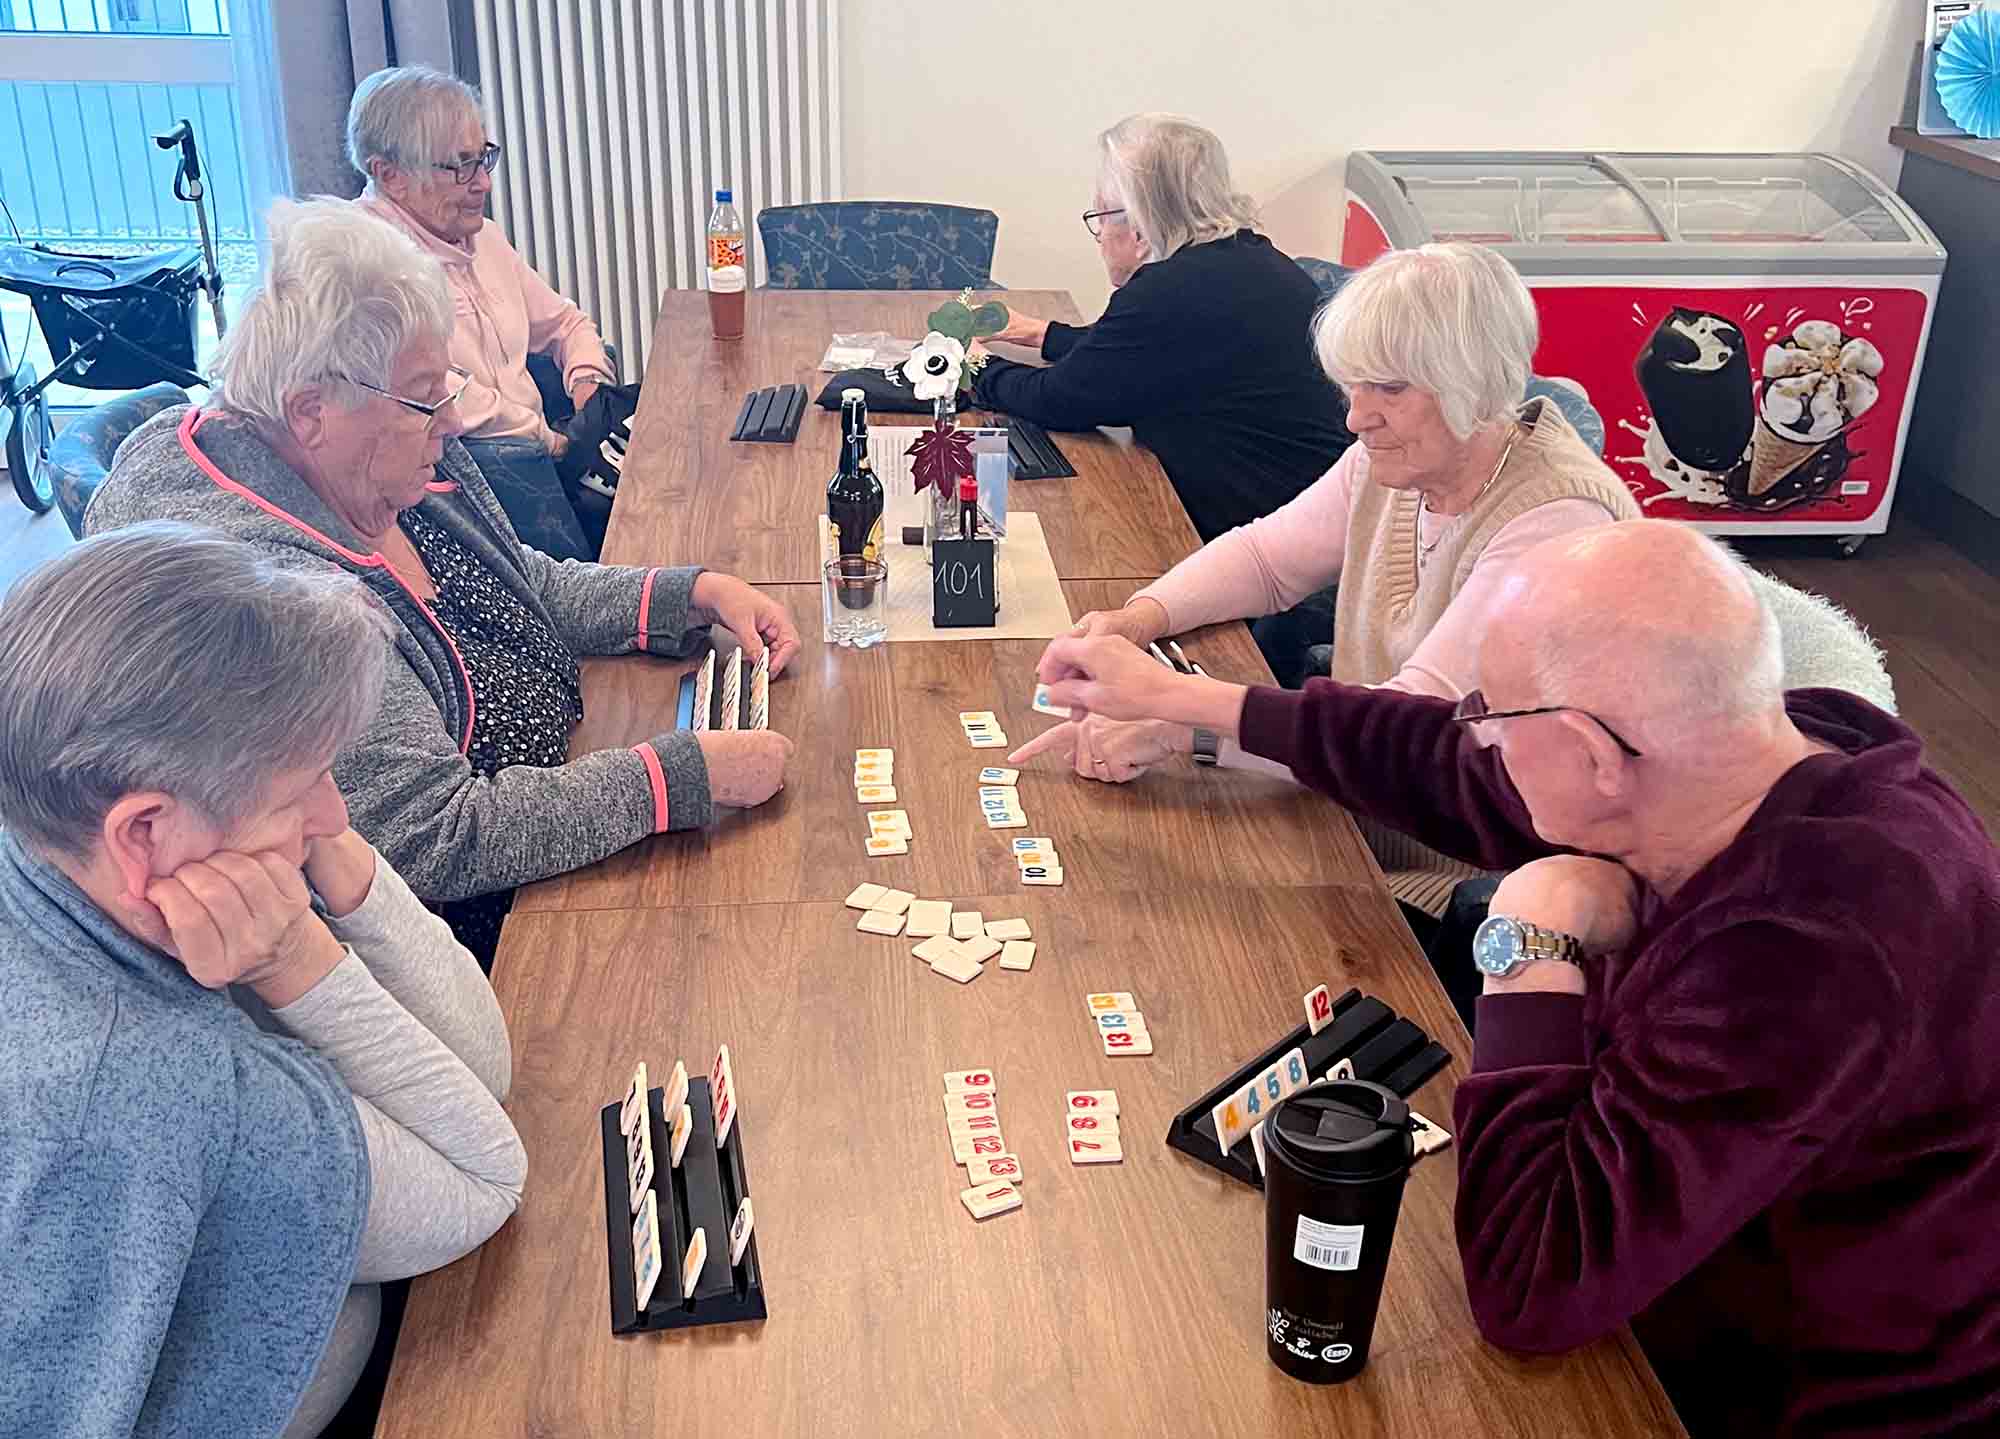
left=1166, top=987, right=1452, bottom=1189
left=600, top=1076, right=767, bottom=1333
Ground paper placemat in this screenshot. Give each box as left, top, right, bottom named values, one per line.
left=817, top=512, right=1074, bottom=643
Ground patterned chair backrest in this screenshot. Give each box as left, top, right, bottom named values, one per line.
left=1294, top=255, right=1608, bottom=456
left=757, top=203, right=999, bottom=291
left=51, top=383, right=190, bottom=539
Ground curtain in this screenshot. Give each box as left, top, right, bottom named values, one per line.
left=227, top=0, right=291, bottom=240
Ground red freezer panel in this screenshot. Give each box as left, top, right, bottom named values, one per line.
left=1529, top=284, right=1930, bottom=526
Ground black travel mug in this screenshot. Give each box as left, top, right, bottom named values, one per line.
left=1261, top=1080, right=1416, bottom=1382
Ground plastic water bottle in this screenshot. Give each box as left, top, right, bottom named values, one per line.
left=707, top=189, right=746, bottom=340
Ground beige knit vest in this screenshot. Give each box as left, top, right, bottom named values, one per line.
left=1330, top=397, right=1642, bottom=913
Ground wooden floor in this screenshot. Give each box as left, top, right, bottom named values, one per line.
left=1, top=495, right=1993, bottom=834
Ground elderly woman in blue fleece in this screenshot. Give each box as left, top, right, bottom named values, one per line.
left=0, top=524, right=524, bottom=1438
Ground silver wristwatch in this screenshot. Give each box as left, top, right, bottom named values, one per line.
left=1191, top=728, right=1220, bottom=767
left=1471, top=915, right=1583, bottom=979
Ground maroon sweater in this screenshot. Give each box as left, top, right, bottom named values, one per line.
left=1239, top=683, right=2000, bottom=1436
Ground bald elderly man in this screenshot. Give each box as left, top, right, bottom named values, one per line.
left=1025, top=520, right=2000, bottom=1437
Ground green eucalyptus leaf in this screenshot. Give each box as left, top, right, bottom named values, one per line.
left=969, top=301, right=1010, bottom=336
left=927, top=300, right=974, bottom=344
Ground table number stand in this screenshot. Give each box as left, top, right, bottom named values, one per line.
left=599, top=1076, right=767, bottom=1333
left=1165, top=986, right=1451, bottom=1188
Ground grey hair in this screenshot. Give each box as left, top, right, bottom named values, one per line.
left=0, top=523, right=392, bottom=858
left=214, top=197, right=454, bottom=427
left=1314, top=242, right=1539, bottom=440
left=347, top=64, right=486, bottom=180
left=1096, top=113, right=1260, bottom=264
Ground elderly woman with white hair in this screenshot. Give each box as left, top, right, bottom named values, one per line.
left=1013, top=242, right=1639, bottom=921
left=972, top=113, right=1353, bottom=547
left=88, top=199, right=797, bottom=967
left=0, top=524, right=523, bottom=1437
left=350, top=64, right=620, bottom=560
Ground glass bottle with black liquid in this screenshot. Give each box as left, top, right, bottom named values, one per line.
left=827, top=387, right=884, bottom=608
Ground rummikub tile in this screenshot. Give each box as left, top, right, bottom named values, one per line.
left=956, top=935, right=1002, bottom=965
left=856, top=908, right=906, bottom=935
left=959, top=1179, right=1023, bottom=1220
left=844, top=882, right=889, bottom=911
left=905, top=900, right=952, bottom=938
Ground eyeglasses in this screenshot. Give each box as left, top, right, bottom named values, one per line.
left=1081, top=207, right=1126, bottom=239
left=1450, top=688, right=1645, bottom=758
left=349, top=367, right=472, bottom=423
left=433, top=143, right=501, bottom=185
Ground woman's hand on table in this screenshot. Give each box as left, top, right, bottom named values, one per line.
left=985, top=306, right=1049, bottom=349
left=144, top=849, right=345, bottom=1006
left=1009, top=714, right=1191, bottom=783
left=1034, top=632, right=1248, bottom=736
left=691, top=572, right=802, bottom=677
left=697, top=730, right=795, bottom=808
left=1068, top=598, right=1170, bottom=650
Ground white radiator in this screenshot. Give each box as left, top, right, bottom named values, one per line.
left=470, top=0, right=844, bottom=372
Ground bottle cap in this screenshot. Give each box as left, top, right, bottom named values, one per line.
left=842, top=388, right=865, bottom=403
left=715, top=188, right=733, bottom=203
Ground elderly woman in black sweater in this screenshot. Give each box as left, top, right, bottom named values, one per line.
left=973, top=113, right=1353, bottom=550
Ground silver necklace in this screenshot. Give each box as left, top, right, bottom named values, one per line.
left=1416, top=427, right=1518, bottom=570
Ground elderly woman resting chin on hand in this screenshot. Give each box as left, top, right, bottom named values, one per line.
left=86, top=198, right=797, bottom=965
left=0, top=526, right=523, bottom=1438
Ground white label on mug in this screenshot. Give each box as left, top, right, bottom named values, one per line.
left=1294, top=1216, right=1365, bottom=1272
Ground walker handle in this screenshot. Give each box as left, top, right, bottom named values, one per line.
left=153, top=120, right=202, bottom=189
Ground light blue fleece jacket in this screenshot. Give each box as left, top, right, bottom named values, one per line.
left=0, top=832, right=367, bottom=1437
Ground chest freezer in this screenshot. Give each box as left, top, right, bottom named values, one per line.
left=1342, top=150, right=1947, bottom=547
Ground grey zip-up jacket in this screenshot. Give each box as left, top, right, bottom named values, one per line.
left=86, top=404, right=714, bottom=901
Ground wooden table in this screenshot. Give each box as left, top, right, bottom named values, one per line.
left=609, top=290, right=1201, bottom=584
left=374, top=290, right=1683, bottom=1438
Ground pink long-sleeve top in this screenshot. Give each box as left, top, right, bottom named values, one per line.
left=1131, top=444, right=1616, bottom=699
left=358, top=194, right=615, bottom=455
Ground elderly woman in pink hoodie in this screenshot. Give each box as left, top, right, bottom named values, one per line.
left=348, top=65, right=618, bottom=561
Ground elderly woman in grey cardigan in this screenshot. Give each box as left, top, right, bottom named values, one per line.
left=89, top=198, right=797, bottom=963
left=0, top=526, right=523, bottom=1438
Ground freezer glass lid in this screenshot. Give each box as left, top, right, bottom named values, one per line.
left=1385, top=158, right=1667, bottom=244
left=1619, top=155, right=1916, bottom=243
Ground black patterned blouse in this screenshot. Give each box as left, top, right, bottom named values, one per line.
left=399, top=508, right=583, bottom=968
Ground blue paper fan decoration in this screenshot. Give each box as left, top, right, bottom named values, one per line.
left=1938, top=9, right=2000, bottom=140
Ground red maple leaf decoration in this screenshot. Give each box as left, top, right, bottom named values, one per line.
left=907, top=416, right=974, bottom=494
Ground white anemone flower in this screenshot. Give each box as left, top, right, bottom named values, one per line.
left=902, top=331, right=966, bottom=402
left=1760, top=319, right=1885, bottom=443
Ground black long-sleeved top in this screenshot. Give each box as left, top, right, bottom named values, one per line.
left=973, top=229, right=1352, bottom=543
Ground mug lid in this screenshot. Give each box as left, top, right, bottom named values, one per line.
left=1264, top=1080, right=1414, bottom=1181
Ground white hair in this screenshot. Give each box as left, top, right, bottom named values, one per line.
left=1096, top=114, right=1260, bottom=264
left=1314, top=242, right=1539, bottom=440
left=215, top=198, right=454, bottom=427
left=0, top=523, right=390, bottom=858
left=347, top=64, right=485, bottom=181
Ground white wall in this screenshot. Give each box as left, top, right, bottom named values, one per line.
left=841, top=0, right=1922, bottom=317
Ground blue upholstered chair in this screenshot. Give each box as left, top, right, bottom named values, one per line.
left=1294, top=255, right=1607, bottom=456
left=50, top=382, right=190, bottom=539
left=1294, top=255, right=1353, bottom=299
left=757, top=203, right=999, bottom=290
